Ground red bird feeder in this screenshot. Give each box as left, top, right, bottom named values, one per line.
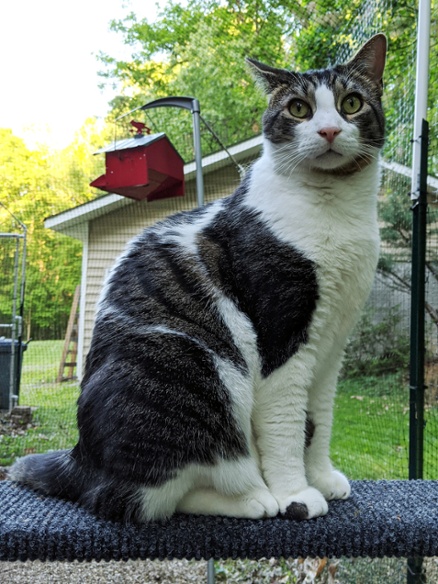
left=90, top=131, right=185, bottom=202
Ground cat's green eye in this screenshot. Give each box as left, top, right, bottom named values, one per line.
left=289, top=99, right=311, bottom=119
left=341, top=94, right=363, bottom=115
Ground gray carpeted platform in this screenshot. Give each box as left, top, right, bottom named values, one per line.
left=1, top=479, right=437, bottom=562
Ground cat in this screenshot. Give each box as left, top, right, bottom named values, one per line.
left=9, top=34, right=386, bottom=523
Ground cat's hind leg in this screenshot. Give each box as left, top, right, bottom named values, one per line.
left=134, top=455, right=278, bottom=520
left=178, top=455, right=279, bottom=519
left=135, top=465, right=199, bottom=521
left=172, top=440, right=281, bottom=518
left=176, top=487, right=279, bottom=519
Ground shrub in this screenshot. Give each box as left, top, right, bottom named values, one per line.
left=342, top=305, right=410, bottom=379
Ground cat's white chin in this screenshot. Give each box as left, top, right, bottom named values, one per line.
left=309, top=150, right=352, bottom=171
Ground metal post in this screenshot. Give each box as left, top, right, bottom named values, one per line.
left=409, top=119, right=429, bottom=480
left=140, top=96, right=205, bottom=208
left=207, top=559, right=215, bottom=584
left=9, top=237, right=19, bottom=411
left=407, top=3, right=430, bottom=580
left=191, top=99, right=205, bottom=208
left=407, top=120, right=428, bottom=584
left=15, top=226, right=26, bottom=405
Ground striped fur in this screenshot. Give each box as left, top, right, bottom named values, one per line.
left=9, top=35, right=386, bottom=522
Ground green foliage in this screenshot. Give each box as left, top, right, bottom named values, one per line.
left=0, top=121, right=106, bottom=339
left=97, top=0, right=434, bottom=168
left=98, top=1, right=327, bottom=156
left=100, top=1, right=303, bottom=159
left=378, top=177, right=438, bottom=328
left=379, top=179, right=412, bottom=249
left=377, top=176, right=413, bottom=292
left=342, top=306, right=410, bottom=379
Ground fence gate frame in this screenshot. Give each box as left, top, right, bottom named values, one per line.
left=0, top=226, right=26, bottom=411
left=407, top=0, right=432, bottom=580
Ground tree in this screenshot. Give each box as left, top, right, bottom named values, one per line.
left=99, top=1, right=302, bottom=159
left=0, top=121, right=105, bottom=339
left=98, top=0, right=427, bottom=168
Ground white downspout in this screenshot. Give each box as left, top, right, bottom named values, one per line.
left=411, top=0, right=431, bottom=200
left=76, top=222, right=89, bottom=380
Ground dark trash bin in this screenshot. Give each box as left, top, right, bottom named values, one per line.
left=0, top=339, right=27, bottom=410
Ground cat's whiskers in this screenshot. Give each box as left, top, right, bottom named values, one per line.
left=274, top=138, right=367, bottom=175
left=270, top=143, right=309, bottom=175
left=275, top=151, right=310, bottom=178
left=355, top=144, right=380, bottom=164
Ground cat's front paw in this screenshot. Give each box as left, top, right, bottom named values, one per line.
left=278, top=487, right=328, bottom=520
left=244, top=488, right=280, bottom=518
left=308, top=469, right=351, bottom=501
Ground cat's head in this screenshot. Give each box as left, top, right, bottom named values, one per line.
left=247, top=34, right=386, bottom=176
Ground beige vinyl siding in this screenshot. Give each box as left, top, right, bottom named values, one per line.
left=82, top=164, right=244, bottom=367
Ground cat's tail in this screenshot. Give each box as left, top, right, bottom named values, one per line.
left=8, top=450, right=143, bottom=522
left=8, top=449, right=86, bottom=501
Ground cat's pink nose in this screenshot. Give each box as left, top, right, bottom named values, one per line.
left=318, top=127, right=341, bottom=143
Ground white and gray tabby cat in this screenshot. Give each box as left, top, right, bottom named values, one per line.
left=9, top=34, right=386, bottom=523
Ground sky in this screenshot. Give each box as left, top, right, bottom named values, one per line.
left=0, top=0, right=159, bottom=150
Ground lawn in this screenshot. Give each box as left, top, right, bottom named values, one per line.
left=0, top=340, right=79, bottom=466
left=332, top=375, right=410, bottom=480
left=334, top=374, right=438, bottom=480
left=2, top=340, right=438, bottom=481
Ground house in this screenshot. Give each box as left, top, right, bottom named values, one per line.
left=45, top=135, right=263, bottom=378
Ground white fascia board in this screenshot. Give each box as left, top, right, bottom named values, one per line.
left=76, top=222, right=89, bottom=380
left=44, top=195, right=132, bottom=240
left=184, top=135, right=263, bottom=180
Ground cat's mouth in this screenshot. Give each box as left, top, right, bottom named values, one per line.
left=310, top=147, right=352, bottom=171
left=314, top=149, right=345, bottom=165
left=316, top=149, right=344, bottom=159
left=316, top=146, right=344, bottom=159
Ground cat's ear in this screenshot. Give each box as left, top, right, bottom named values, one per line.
left=246, top=58, right=292, bottom=95
left=346, top=33, right=387, bottom=88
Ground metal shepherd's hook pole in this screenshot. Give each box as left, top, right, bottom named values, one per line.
left=140, top=96, right=205, bottom=208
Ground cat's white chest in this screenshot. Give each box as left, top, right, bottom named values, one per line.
left=245, top=153, right=380, bottom=336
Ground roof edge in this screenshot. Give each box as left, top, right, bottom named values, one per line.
left=45, top=134, right=263, bottom=238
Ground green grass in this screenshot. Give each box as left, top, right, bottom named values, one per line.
left=2, top=341, right=438, bottom=480
left=0, top=340, right=79, bottom=466
left=332, top=374, right=410, bottom=479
